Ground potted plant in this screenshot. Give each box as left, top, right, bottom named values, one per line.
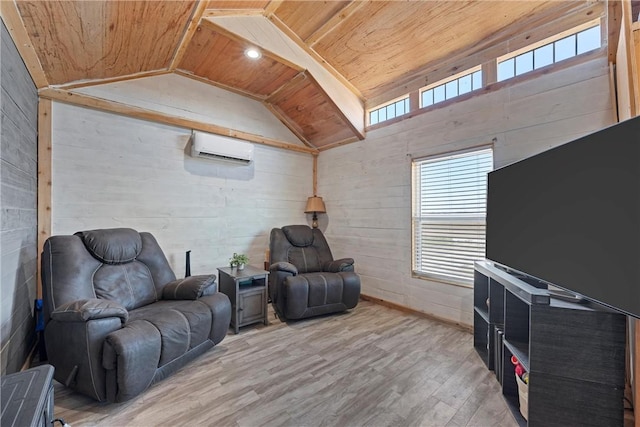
left=229, top=253, right=249, bottom=270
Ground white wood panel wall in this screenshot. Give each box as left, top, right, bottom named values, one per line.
left=318, top=55, right=615, bottom=327
left=74, top=73, right=304, bottom=145
left=51, top=102, right=312, bottom=276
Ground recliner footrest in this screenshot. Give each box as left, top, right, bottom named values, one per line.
left=284, top=271, right=360, bottom=319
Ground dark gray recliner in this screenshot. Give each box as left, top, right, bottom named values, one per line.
left=41, top=228, right=231, bottom=403
left=269, top=225, right=360, bottom=320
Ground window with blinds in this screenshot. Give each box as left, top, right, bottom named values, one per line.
left=412, top=147, right=493, bottom=285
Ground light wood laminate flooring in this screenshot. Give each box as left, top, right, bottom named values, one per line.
left=53, top=300, right=517, bottom=426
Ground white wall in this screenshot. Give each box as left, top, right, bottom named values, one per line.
left=74, top=73, right=304, bottom=146
left=318, top=55, right=615, bottom=327
left=51, top=102, right=312, bottom=276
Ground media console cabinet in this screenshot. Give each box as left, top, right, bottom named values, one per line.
left=474, top=261, right=626, bottom=426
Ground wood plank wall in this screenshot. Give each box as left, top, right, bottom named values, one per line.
left=0, top=20, right=38, bottom=374
left=318, top=54, right=615, bottom=327
left=50, top=101, right=313, bottom=276
left=73, top=73, right=304, bottom=146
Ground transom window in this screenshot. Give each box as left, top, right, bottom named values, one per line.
left=421, top=69, right=482, bottom=108
left=412, top=147, right=493, bottom=285
left=498, top=24, right=601, bottom=81
left=368, top=21, right=602, bottom=131
left=369, top=97, right=410, bottom=125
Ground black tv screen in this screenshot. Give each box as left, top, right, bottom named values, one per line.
left=486, top=115, right=640, bottom=317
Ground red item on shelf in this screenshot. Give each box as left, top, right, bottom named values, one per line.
left=511, top=355, right=526, bottom=378
left=515, top=364, right=524, bottom=377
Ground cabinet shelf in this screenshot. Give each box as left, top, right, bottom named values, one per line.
left=473, top=261, right=626, bottom=426
left=474, top=306, right=489, bottom=323
left=239, top=277, right=266, bottom=290
left=503, top=339, right=529, bottom=372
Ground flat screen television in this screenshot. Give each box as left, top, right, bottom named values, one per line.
left=486, top=115, right=640, bottom=317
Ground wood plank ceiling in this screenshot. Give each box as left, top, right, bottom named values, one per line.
left=9, top=0, right=598, bottom=150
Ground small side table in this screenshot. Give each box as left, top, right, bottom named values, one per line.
left=217, top=265, right=269, bottom=334
left=1, top=364, right=55, bottom=427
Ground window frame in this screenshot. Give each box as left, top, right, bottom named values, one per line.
left=419, top=65, right=483, bottom=109
left=496, top=19, right=602, bottom=82
left=367, top=95, right=411, bottom=126
left=365, top=18, right=603, bottom=132
left=411, top=145, right=494, bottom=287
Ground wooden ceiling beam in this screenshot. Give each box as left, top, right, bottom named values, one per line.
left=39, top=88, right=318, bottom=155
left=199, top=18, right=304, bottom=72
left=263, top=0, right=284, bottom=16
left=317, top=136, right=360, bottom=152
left=607, top=0, right=622, bottom=64
left=267, top=71, right=364, bottom=145
left=182, top=20, right=303, bottom=98
left=57, top=70, right=172, bottom=90
left=366, top=1, right=604, bottom=108
left=0, top=0, right=48, bottom=88
left=264, top=71, right=309, bottom=104
left=174, top=70, right=267, bottom=102
left=305, top=1, right=365, bottom=47
left=202, top=9, right=264, bottom=18
left=304, top=72, right=364, bottom=142
left=267, top=13, right=363, bottom=100
left=170, top=0, right=209, bottom=70
left=208, top=12, right=364, bottom=138
left=263, top=71, right=317, bottom=149
left=264, top=103, right=315, bottom=150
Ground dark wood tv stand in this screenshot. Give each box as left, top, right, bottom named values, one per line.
left=474, top=261, right=626, bottom=426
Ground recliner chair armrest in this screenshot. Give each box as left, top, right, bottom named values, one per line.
left=162, top=275, right=217, bottom=300
left=50, top=299, right=128, bottom=323
left=323, top=258, right=355, bottom=272
left=270, top=262, right=298, bottom=275
left=102, top=320, right=161, bottom=402
left=269, top=263, right=297, bottom=312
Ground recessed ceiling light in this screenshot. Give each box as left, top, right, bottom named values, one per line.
left=245, top=48, right=261, bottom=59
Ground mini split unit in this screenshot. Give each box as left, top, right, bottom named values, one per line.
left=190, top=131, right=254, bottom=165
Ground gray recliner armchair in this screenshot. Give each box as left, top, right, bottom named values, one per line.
left=269, top=225, right=360, bottom=320
left=41, top=228, right=231, bottom=403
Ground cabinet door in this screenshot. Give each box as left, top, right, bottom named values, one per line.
left=238, top=288, right=265, bottom=326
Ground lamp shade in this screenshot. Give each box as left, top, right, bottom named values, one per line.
left=304, top=196, right=326, bottom=213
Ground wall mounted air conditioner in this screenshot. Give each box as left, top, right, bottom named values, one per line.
left=190, top=131, right=254, bottom=165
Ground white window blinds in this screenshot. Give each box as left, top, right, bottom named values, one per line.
left=412, top=147, right=493, bottom=285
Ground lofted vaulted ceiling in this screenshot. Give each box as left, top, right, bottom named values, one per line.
left=4, top=0, right=603, bottom=150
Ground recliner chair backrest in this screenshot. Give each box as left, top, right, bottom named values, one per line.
left=42, top=228, right=176, bottom=322
left=270, top=225, right=334, bottom=273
